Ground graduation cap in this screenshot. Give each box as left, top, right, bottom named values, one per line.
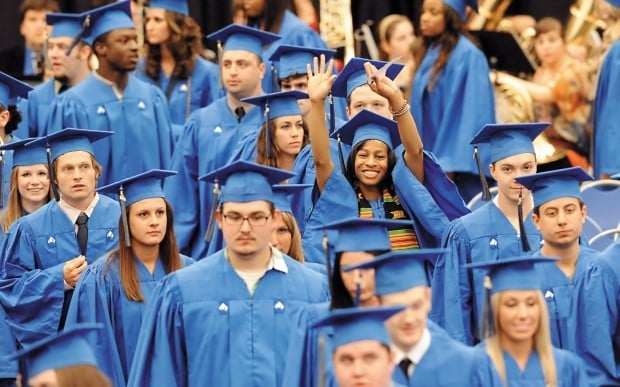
left=269, top=44, right=337, bottom=79
left=333, top=109, right=400, bottom=149
left=97, top=169, right=177, bottom=247
left=515, top=167, right=593, bottom=208
left=272, top=184, right=312, bottom=214
left=81, top=0, right=134, bottom=46
left=199, top=161, right=295, bottom=241
left=320, top=217, right=412, bottom=254
left=331, top=57, right=404, bottom=98
left=149, top=0, right=189, bottom=16
left=469, top=30, right=537, bottom=76
left=8, top=323, right=102, bottom=377
left=342, top=249, right=447, bottom=295
left=0, top=71, right=33, bottom=108
left=47, top=12, right=87, bottom=39
left=607, top=0, right=620, bottom=8
left=0, top=138, right=49, bottom=208
left=27, top=128, right=113, bottom=201
left=207, top=24, right=281, bottom=58
left=444, top=0, right=478, bottom=20
left=312, top=306, right=404, bottom=349
left=242, top=90, right=308, bottom=158
left=612, top=173, right=620, bottom=179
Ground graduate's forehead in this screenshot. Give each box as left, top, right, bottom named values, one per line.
left=494, top=152, right=536, bottom=167
left=538, top=196, right=581, bottom=211
left=220, top=200, right=272, bottom=213
left=221, top=50, right=261, bottom=64
left=104, top=27, right=137, bottom=41
left=333, top=339, right=389, bottom=358
left=55, top=151, right=93, bottom=166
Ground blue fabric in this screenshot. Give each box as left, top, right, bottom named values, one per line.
left=430, top=201, right=542, bottom=345
left=593, top=40, right=620, bottom=178
left=0, top=196, right=119, bottom=346
left=45, top=73, right=173, bottom=186
left=0, top=136, right=20, bottom=211
left=537, top=245, right=620, bottom=385
left=26, top=80, right=56, bottom=138
left=259, top=10, right=328, bottom=93
left=410, top=36, right=495, bottom=175
left=127, top=250, right=329, bottom=386
left=136, top=57, right=221, bottom=144
left=0, top=306, right=18, bottom=379
left=65, top=253, right=194, bottom=387
left=163, top=97, right=262, bottom=259
left=598, top=239, right=620, bottom=383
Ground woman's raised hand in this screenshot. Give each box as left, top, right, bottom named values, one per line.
left=307, top=54, right=337, bottom=102
left=364, top=61, right=403, bottom=104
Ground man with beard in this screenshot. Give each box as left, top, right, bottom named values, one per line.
left=45, top=1, right=172, bottom=186
left=25, top=12, right=92, bottom=138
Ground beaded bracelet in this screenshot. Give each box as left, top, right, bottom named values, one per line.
left=390, top=99, right=410, bottom=117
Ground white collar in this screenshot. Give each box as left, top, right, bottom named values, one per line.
left=393, top=327, right=431, bottom=366
left=58, top=193, right=100, bottom=225
left=92, top=70, right=124, bottom=100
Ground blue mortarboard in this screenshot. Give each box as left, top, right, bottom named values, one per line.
left=242, top=90, right=307, bottom=120
left=515, top=167, right=593, bottom=208
left=149, top=0, right=188, bottom=15
left=0, top=71, right=33, bottom=108
left=470, top=122, right=549, bottom=163
left=320, top=217, right=411, bottom=253
left=8, top=324, right=101, bottom=377
left=199, top=160, right=294, bottom=204
left=465, top=255, right=558, bottom=294
left=27, top=128, right=113, bottom=162
left=331, top=57, right=404, bottom=98
left=97, top=169, right=176, bottom=207
left=612, top=173, right=620, bottom=179
left=312, top=306, right=404, bottom=348
left=47, top=12, right=86, bottom=39
left=207, top=24, right=281, bottom=58
left=343, top=249, right=447, bottom=295
left=333, top=109, right=401, bottom=149
left=444, top=0, right=479, bottom=20
left=605, top=0, right=620, bottom=8
left=269, top=45, right=336, bottom=79
left=272, top=184, right=312, bottom=214
left=82, top=0, right=134, bottom=46
left=0, top=138, right=48, bottom=167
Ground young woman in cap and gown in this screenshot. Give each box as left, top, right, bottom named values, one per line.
left=467, top=256, right=588, bottom=386
left=302, top=55, right=468, bottom=265
left=65, top=170, right=194, bottom=387
left=137, top=0, right=220, bottom=143
left=410, top=0, right=496, bottom=202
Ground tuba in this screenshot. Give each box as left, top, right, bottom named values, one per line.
left=565, top=0, right=607, bottom=46
left=466, top=0, right=513, bottom=30
left=319, top=0, right=355, bottom=63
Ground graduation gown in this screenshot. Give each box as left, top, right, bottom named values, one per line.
left=26, top=79, right=56, bottom=138
left=593, top=40, right=620, bottom=178
left=409, top=36, right=495, bottom=175
left=0, top=135, right=21, bottom=212
left=45, top=73, right=173, bottom=186
left=302, top=148, right=469, bottom=264
left=430, top=201, right=541, bottom=345
left=0, top=306, right=18, bottom=380
left=596, top=240, right=620, bottom=384
left=0, top=196, right=120, bottom=346
left=128, top=249, right=329, bottom=387
left=65, top=253, right=195, bottom=387
left=163, top=97, right=262, bottom=259
left=136, top=56, right=221, bottom=144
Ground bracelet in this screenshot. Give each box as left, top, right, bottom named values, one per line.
left=389, top=99, right=410, bottom=117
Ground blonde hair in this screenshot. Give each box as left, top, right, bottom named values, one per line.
left=485, top=291, right=557, bottom=386
left=280, top=211, right=304, bottom=263
left=1, top=166, right=53, bottom=233
left=377, top=14, right=413, bottom=61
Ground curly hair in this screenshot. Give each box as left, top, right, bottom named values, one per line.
left=1, top=104, right=23, bottom=135
left=144, top=9, right=204, bottom=80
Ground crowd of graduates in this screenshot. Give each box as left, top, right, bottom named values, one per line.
left=0, top=0, right=619, bottom=386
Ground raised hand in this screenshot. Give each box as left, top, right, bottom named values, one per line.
left=364, top=61, right=404, bottom=106
left=306, top=54, right=337, bottom=102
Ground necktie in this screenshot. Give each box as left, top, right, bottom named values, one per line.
left=76, top=212, right=89, bottom=256
left=58, top=83, right=70, bottom=94
left=398, top=357, right=414, bottom=379
left=235, top=106, right=246, bottom=123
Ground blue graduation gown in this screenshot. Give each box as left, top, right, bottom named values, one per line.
left=410, top=36, right=495, bottom=175
left=593, top=40, right=620, bottom=178
left=128, top=249, right=329, bottom=387
left=0, top=306, right=18, bottom=379
left=13, top=97, right=30, bottom=140
left=0, top=196, right=119, bottom=346
left=302, top=148, right=469, bottom=264
left=259, top=10, right=328, bottom=93
left=45, top=73, right=173, bottom=186
left=26, top=79, right=56, bottom=138
left=600, top=239, right=620, bottom=372
left=65, top=253, right=194, bottom=387
left=0, top=135, right=21, bottom=212
left=163, top=97, right=262, bottom=259
left=430, top=201, right=541, bottom=345
left=136, top=56, right=221, bottom=144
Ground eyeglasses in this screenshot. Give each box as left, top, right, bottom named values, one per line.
left=223, top=213, right=271, bottom=227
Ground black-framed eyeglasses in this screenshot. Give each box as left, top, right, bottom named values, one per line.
left=223, top=213, right=271, bottom=227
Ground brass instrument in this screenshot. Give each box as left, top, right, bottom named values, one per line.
left=319, top=0, right=355, bottom=63
left=466, top=0, right=512, bottom=30
left=565, top=0, right=607, bottom=46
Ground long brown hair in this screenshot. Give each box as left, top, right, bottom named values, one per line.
left=1, top=166, right=53, bottom=233
left=105, top=199, right=182, bottom=302
left=280, top=211, right=304, bottom=263
left=55, top=364, right=111, bottom=387
left=144, top=9, right=204, bottom=80
left=255, top=119, right=309, bottom=168
left=247, top=0, right=289, bottom=34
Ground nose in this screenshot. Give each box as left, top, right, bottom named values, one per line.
left=239, top=217, right=252, bottom=232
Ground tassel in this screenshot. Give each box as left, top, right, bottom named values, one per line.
left=204, top=179, right=220, bottom=242
left=479, top=275, right=496, bottom=340
left=337, top=135, right=346, bottom=174
left=119, top=185, right=131, bottom=247
left=217, top=41, right=223, bottom=89
left=317, top=332, right=326, bottom=387
left=0, top=153, right=4, bottom=209
left=473, top=145, right=491, bottom=201
left=323, top=234, right=334, bottom=308
left=271, top=63, right=279, bottom=92
left=517, top=188, right=531, bottom=252
left=65, top=15, right=90, bottom=56
left=328, top=92, right=336, bottom=135
left=264, top=104, right=272, bottom=159
left=46, top=147, right=60, bottom=201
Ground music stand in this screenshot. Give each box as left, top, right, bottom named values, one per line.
left=470, top=30, right=538, bottom=77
